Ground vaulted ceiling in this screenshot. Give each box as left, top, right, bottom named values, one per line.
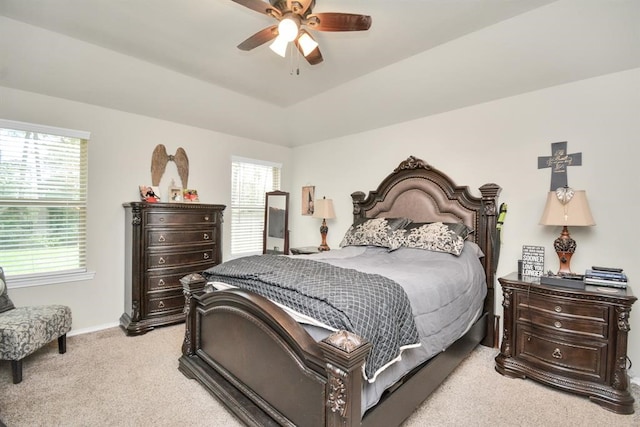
left=1, top=1, right=638, bottom=146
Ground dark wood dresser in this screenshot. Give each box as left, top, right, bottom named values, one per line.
left=495, top=272, right=636, bottom=414
left=120, top=202, right=225, bottom=335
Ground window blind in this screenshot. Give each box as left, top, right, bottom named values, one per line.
left=0, top=120, right=89, bottom=280
left=231, top=157, right=281, bottom=257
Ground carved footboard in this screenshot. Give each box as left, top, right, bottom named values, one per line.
left=179, top=279, right=372, bottom=427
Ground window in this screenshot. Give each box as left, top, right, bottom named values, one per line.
left=231, top=156, right=281, bottom=258
left=0, top=119, right=91, bottom=287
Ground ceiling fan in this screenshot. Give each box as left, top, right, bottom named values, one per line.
left=231, top=0, right=372, bottom=65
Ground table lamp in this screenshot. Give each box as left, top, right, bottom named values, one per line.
left=539, top=187, right=595, bottom=274
left=312, top=197, right=336, bottom=251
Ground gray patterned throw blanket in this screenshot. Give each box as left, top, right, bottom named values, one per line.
left=202, top=255, right=420, bottom=380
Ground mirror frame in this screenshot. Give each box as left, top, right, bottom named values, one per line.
left=263, top=191, right=290, bottom=255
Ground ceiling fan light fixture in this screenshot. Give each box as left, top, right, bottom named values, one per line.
left=269, top=35, right=288, bottom=57
left=298, top=33, right=318, bottom=57
left=277, top=17, right=299, bottom=42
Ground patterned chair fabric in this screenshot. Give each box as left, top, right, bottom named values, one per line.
left=0, top=305, right=72, bottom=361
left=0, top=267, right=72, bottom=384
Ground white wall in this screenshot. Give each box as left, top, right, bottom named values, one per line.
left=0, top=85, right=292, bottom=333
left=289, top=68, right=640, bottom=372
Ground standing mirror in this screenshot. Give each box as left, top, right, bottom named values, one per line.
left=264, top=191, right=289, bottom=255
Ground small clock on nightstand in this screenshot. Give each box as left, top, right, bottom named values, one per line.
left=495, top=272, right=636, bottom=414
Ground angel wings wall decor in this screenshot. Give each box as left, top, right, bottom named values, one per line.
left=151, top=144, right=189, bottom=189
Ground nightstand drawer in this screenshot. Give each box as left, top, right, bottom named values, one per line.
left=516, top=292, right=608, bottom=322
left=516, top=326, right=607, bottom=383
left=517, top=309, right=607, bottom=339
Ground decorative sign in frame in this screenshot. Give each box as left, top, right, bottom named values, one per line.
left=521, top=245, right=545, bottom=277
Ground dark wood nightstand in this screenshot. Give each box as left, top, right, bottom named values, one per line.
left=290, top=246, right=321, bottom=255
left=495, top=272, right=636, bottom=414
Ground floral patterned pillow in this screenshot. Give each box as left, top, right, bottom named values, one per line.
left=0, top=267, right=16, bottom=314
left=388, top=222, right=473, bottom=256
left=340, top=217, right=412, bottom=249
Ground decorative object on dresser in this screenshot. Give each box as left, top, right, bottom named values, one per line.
left=150, top=144, right=189, bottom=189
left=539, top=187, right=595, bottom=274
left=120, top=202, right=224, bottom=336
left=495, top=272, right=636, bottom=414
left=312, top=196, right=336, bottom=251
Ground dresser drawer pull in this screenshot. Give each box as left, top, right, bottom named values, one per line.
left=552, top=348, right=563, bottom=359
left=158, top=235, right=166, bottom=242
left=554, top=321, right=562, bottom=328
left=554, top=306, right=562, bottom=313
left=158, top=257, right=166, bottom=265
left=159, top=217, right=165, bottom=222
left=158, top=301, right=165, bottom=309
left=203, top=253, right=210, bottom=260
left=158, top=279, right=165, bottom=286
left=203, top=233, right=210, bottom=240
left=204, top=216, right=210, bottom=221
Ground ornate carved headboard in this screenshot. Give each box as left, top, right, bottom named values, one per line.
left=350, top=155, right=502, bottom=345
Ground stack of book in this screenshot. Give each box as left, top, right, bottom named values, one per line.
left=584, top=267, right=628, bottom=288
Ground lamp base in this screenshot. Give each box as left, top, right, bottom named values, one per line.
left=554, top=226, right=576, bottom=274
left=318, top=219, right=330, bottom=252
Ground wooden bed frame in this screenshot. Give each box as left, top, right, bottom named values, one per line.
left=179, top=156, right=501, bottom=426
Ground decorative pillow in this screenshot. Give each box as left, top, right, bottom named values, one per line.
left=340, top=217, right=412, bottom=249
left=0, top=267, right=16, bottom=313
left=388, top=222, right=473, bottom=256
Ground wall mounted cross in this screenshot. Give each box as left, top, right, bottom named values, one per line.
left=537, top=141, right=582, bottom=190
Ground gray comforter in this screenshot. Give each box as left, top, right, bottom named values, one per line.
left=202, top=255, right=420, bottom=379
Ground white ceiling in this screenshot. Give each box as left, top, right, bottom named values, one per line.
left=1, top=0, right=639, bottom=147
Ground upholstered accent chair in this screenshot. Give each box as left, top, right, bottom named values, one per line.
left=0, top=267, right=72, bottom=384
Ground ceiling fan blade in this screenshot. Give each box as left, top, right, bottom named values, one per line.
left=306, top=13, right=372, bottom=32
left=231, top=0, right=280, bottom=17
left=237, top=25, right=278, bottom=51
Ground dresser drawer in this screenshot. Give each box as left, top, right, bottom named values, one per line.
left=517, top=309, right=607, bottom=339
left=147, top=229, right=215, bottom=247
left=146, top=211, right=217, bottom=226
left=146, top=290, right=186, bottom=316
left=516, top=326, right=607, bottom=383
left=148, top=248, right=216, bottom=269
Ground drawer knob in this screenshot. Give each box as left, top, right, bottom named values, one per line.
left=552, top=348, right=563, bottom=359
left=204, top=216, right=210, bottom=221
left=203, top=233, right=210, bottom=240
left=158, top=279, right=165, bottom=286
left=554, top=305, right=562, bottom=313
left=158, top=235, right=166, bottom=242
left=159, top=217, right=165, bottom=222
left=554, top=321, right=562, bottom=328
left=203, top=253, right=210, bottom=260
left=158, top=301, right=165, bottom=309
left=158, top=257, right=166, bottom=265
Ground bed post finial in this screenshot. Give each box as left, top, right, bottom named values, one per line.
left=394, top=155, right=431, bottom=172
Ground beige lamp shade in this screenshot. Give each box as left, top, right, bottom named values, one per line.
left=539, top=190, right=595, bottom=226
left=312, top=198, right=336, bottom=220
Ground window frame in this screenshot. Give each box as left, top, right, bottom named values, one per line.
left=230, top=156, right=282, bottom=259
left=0, top=119, right=95, bottom=288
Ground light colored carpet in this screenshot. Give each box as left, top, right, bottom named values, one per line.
left=1, top=324, right=638, bottom=426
